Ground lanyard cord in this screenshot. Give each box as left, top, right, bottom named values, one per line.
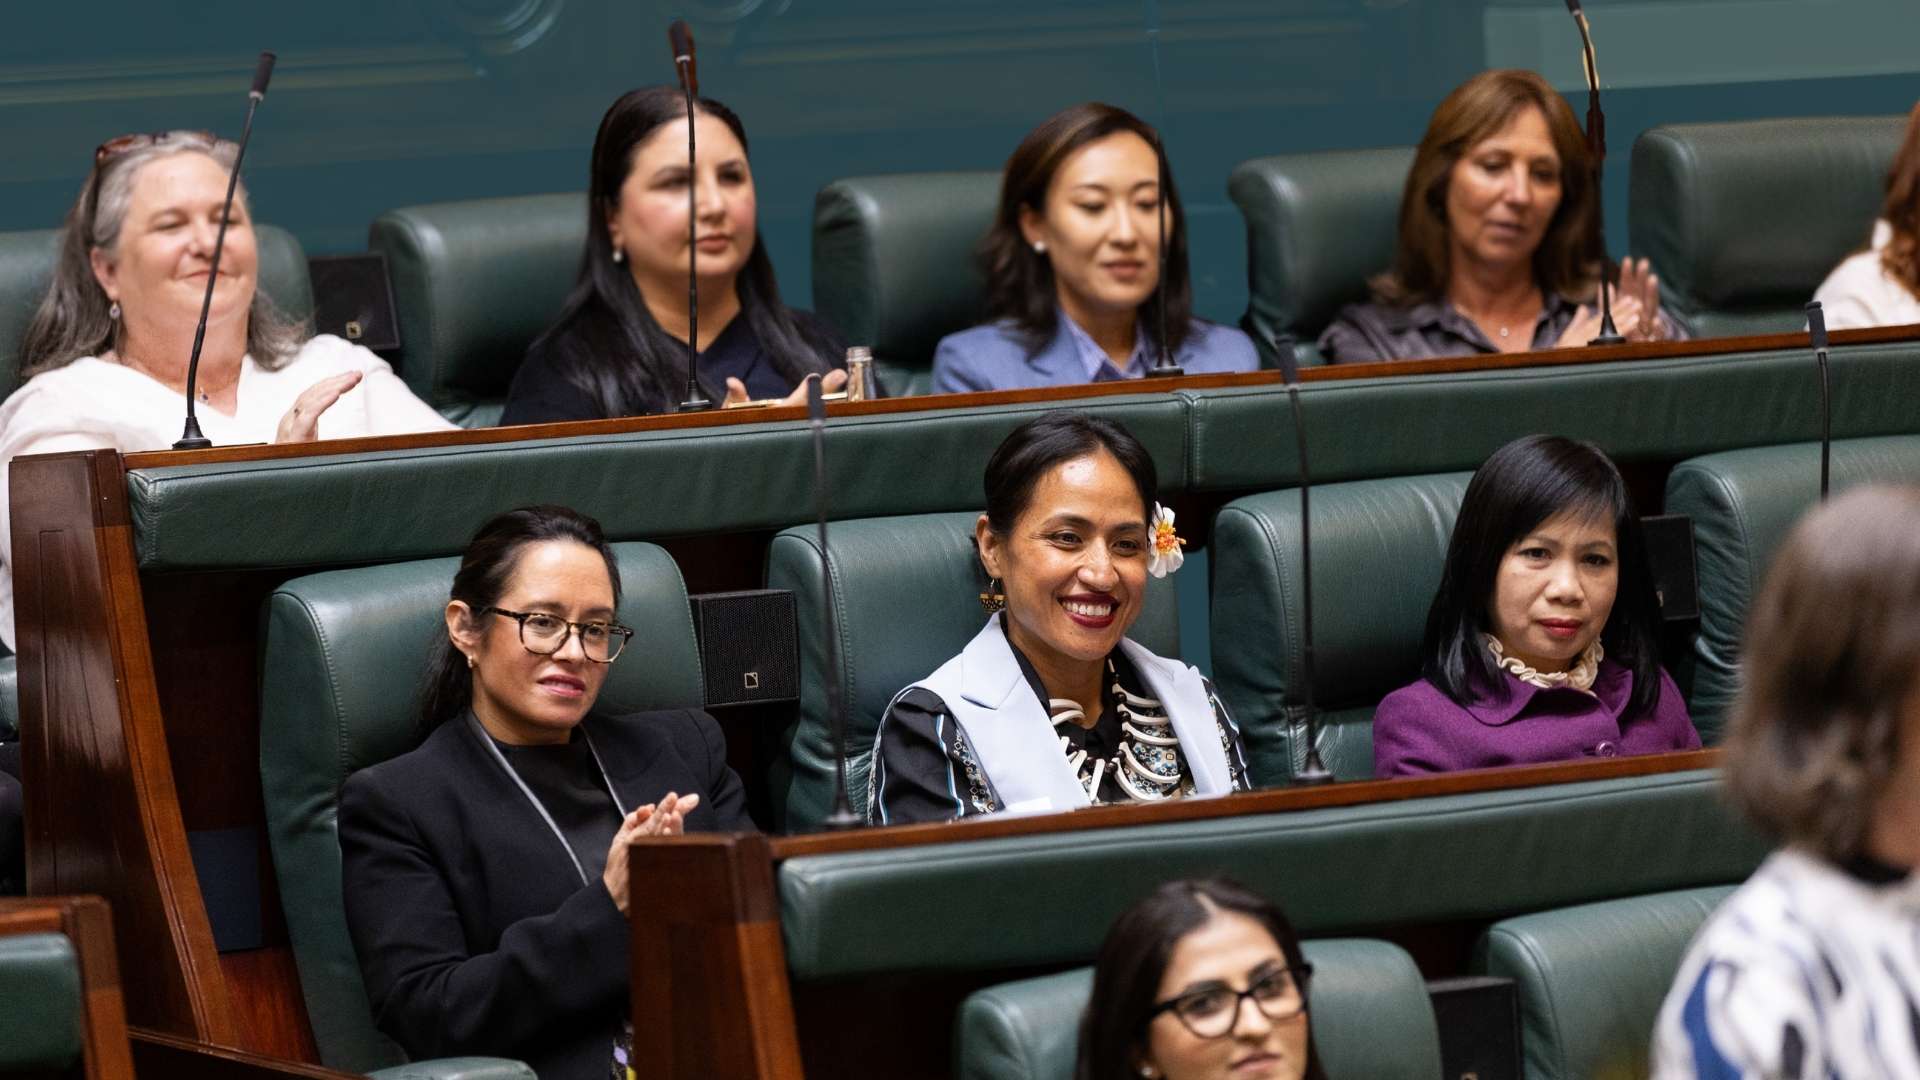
left=465, top=712, right=629, bottom=886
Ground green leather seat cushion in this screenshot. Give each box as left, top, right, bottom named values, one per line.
left=766, top=511, right=1179, bottom=832
left=811, top=172, right=999, bottom=396
left=127, top=395, right=1186, bottom=572
left=0, top=931, right=83, bottom=1069
left=366, top=1058, right=538, bottom=1080
left=1227, top=147, right=1414, bottom=368
left=1476, top=885, right=1735, bottom=1080
left=369, top=193, right=586, bottom=425
left=1210, top=473, right=1469, bottom=782
left=260, top=544, right=701, bottom=1071
left=779, top=769, right=1766, bottom=981
left=1630, top=117, right=1905, bottom=338
left=1666, top=434, right=1920, bottom=741
left=955, top=938, right=1441, bottom=1080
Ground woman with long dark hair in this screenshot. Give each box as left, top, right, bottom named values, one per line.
left=1372, top=435, right=1699, bottom=776
left=930, top=103, right=1258, bottom=393
left=501, top=87, right=845, bottom=422
left=1078, top=878, right=1324, bottom=1080
left=338, top=505, right=752, bottom=1079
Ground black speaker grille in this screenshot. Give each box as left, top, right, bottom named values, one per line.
left=689, top=590, right=800, bottom=707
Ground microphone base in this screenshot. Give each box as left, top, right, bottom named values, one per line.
left=173, top=418, right=213, bottom=451
left=818, top=808, right=864, bottom=831
left=1586, top=332, right=1627, bottom=346
left=1143, top=364, right=1186, bottom=379
left=1291, top=762, right=1336, bottom=787
left=676, top=396, right=716, bottom=413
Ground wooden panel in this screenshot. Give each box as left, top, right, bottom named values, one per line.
left=629, top=833, right=804, bottom=1080
left=122, top=324, right=1920, bottom=471
left=12, top=451, right=237, bottom=1044
left=129, top=1029, right=363, bottom=1080
left=0, top=895, right=136, bottom=1080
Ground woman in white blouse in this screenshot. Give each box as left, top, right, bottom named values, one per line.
left=0, top=130, right=454, bottom=647
left=1811, top=103, right=1920, bottom=330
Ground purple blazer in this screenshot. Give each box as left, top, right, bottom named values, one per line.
left=1372, top=659, right=1701, bottom=778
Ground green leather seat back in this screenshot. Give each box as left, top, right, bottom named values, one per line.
left=1226, top=147, right=1414, bottom=368
left=1629, top=117, right=1905, bottom=339
left=811, top=172, right=999, bottom=396
left=1666, top=433, right=1920, bottom=742
left=1476, top=885, right=1735, bottom=1080
left=1210, top=473, right=1469, bottom=783
left=259, top=543, right=702, bottom=1071
left=955, top=938, right=1441, bottom=1080
left=0, top=224, right=312, bottom=401
left=766, top=511, right=1179, bottom=833
left=0, top=931, right=84, bottom=1070
left=369, top=193, right=587, bottom=427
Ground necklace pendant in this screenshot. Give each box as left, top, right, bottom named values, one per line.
left=1498, top=326, right=1510, bottom=338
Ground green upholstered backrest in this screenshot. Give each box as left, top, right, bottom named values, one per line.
left=1666, top=434, right=1920, bottom=742
left=259, top=544, right=701, bottom=1071
left=1630, top=117, right=1905, bottom=339
left=369, top=193, right=587, bottom=426
left=1476, top=885, right=1735, bottom=1080
left=778, top=768, right=1768, bottom=981
left=1226, top=147, right=1414, bottom=368
left=1210, top=473, right=1469, bottom=783
left=0, top=224, right=312, bottom=401
left=811, top=172, right=1000, bottom=396
left=954, top=938, right=1442, bottom=1080
left=766, top=511, right=1180, bottom=833
left=0, top=931, right=84, bottom=1070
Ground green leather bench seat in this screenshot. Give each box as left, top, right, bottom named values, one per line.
left=125, top=395, right=1186, bottom=573
left=811, top=172, right=999, bottom=396
left=1227, top=147, right=1414, bottom=368
left=1666, top=433, right=1920, bottom=741
left=777, top=768, right=1767, bottom=981
left=0, top=224, right=313, bottom=402
left=955, top=938, right=1442, bottom=1080
left=1476, top=885, right=1735, bottom=1080
left=260, top=544, right=701, bottom=1072
left=1181, top=339, right=1920, bottom=492
left=1630, top=117, right=1904, bottom=339
left=1211, top=474, right=1470, bottom=782
left=765, top=512, right=1180, bottom=832
left=370, top=193, right=587, bottom=427
left=0, top=930, right=83, bottom=1070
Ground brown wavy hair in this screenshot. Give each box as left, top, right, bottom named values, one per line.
left=1724, top=485, right=1920, bottom=863
left=1876, top=102, right=1920, bottom=300
left=1372, top=69, right=1597, bottom=307
left=979, top=102, right=1194, bottom=354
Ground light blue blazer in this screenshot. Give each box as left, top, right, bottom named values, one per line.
left=930, top=317, right=1260, bottom=394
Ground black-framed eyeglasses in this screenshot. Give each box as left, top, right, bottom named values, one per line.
left=1147, top=964, right=1312, bottom=1039
left=482, top=607, right=634, bottom=663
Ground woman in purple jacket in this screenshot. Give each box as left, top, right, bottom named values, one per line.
left=1373, top=435, right=1700, bottom=776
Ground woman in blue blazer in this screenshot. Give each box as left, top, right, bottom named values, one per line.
left=932, top=103, right=1258, bottom=394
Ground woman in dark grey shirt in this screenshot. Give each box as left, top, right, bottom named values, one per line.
left=1319, top=69, right=1680, bottom=364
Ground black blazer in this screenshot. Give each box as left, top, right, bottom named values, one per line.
left=338, top=708, right=753, bottom=1080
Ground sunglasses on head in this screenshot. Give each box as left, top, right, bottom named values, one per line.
left=93, top=130, right=219, bottom=167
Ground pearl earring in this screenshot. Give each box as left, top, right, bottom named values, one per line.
left=466, top=654, right=476, bottom=669
left=1032, top=241, right=1047, bottom=254
left=109, top=302, right=121, bottom=320
left=612, top=248, right=624, bottom=264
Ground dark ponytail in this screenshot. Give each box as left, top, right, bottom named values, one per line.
left=416, top=505, right=623, bottom=738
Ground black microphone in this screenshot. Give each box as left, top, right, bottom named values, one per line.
left=1142, top=130, right=1184, bottom=379
left=1564, top=2, right=1625, bottom=347
left=807, top=376, right=861, bottom=829
left=669, top=20, right=714, bottom=412
left=1807, top=301, right=1832, bottom=500
left=173, top=50, right=275, bottom=450
left=1269, top=335, right=1333, bottom=785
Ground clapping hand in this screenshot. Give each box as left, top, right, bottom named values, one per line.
left=601, top=792, right=702, bottom=914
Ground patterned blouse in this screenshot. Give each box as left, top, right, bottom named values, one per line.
left=1652, top=847, right=1920, bottom=1079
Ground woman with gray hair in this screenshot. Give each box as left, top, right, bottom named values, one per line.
left=0, top=130, right=453, bottom=648
left=1652, top=486, right=1920, bottom=1079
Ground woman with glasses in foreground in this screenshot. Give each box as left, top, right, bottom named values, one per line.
left=338, top=504, right=752, bottom=1080
left=1079, top=878, right=1324, bottom=1080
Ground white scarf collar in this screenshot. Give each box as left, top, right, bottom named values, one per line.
left=1485, top=633, right=1602, bottom=696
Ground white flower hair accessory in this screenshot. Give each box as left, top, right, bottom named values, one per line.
left=1148, top=503, right=1186, bottom=578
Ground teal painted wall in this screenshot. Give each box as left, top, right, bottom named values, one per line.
left=4, top=1, right=1915, bottom=332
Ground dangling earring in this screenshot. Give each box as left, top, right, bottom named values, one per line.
left=1031, top=241, right=1047, bottom=254
left=979, top=577, right=1006, bottom=613
left=108, top=301, right=121, bottom=320
left=611, top=247, right=625, bottom=264
left=465, top=653, right=476, bottom=669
